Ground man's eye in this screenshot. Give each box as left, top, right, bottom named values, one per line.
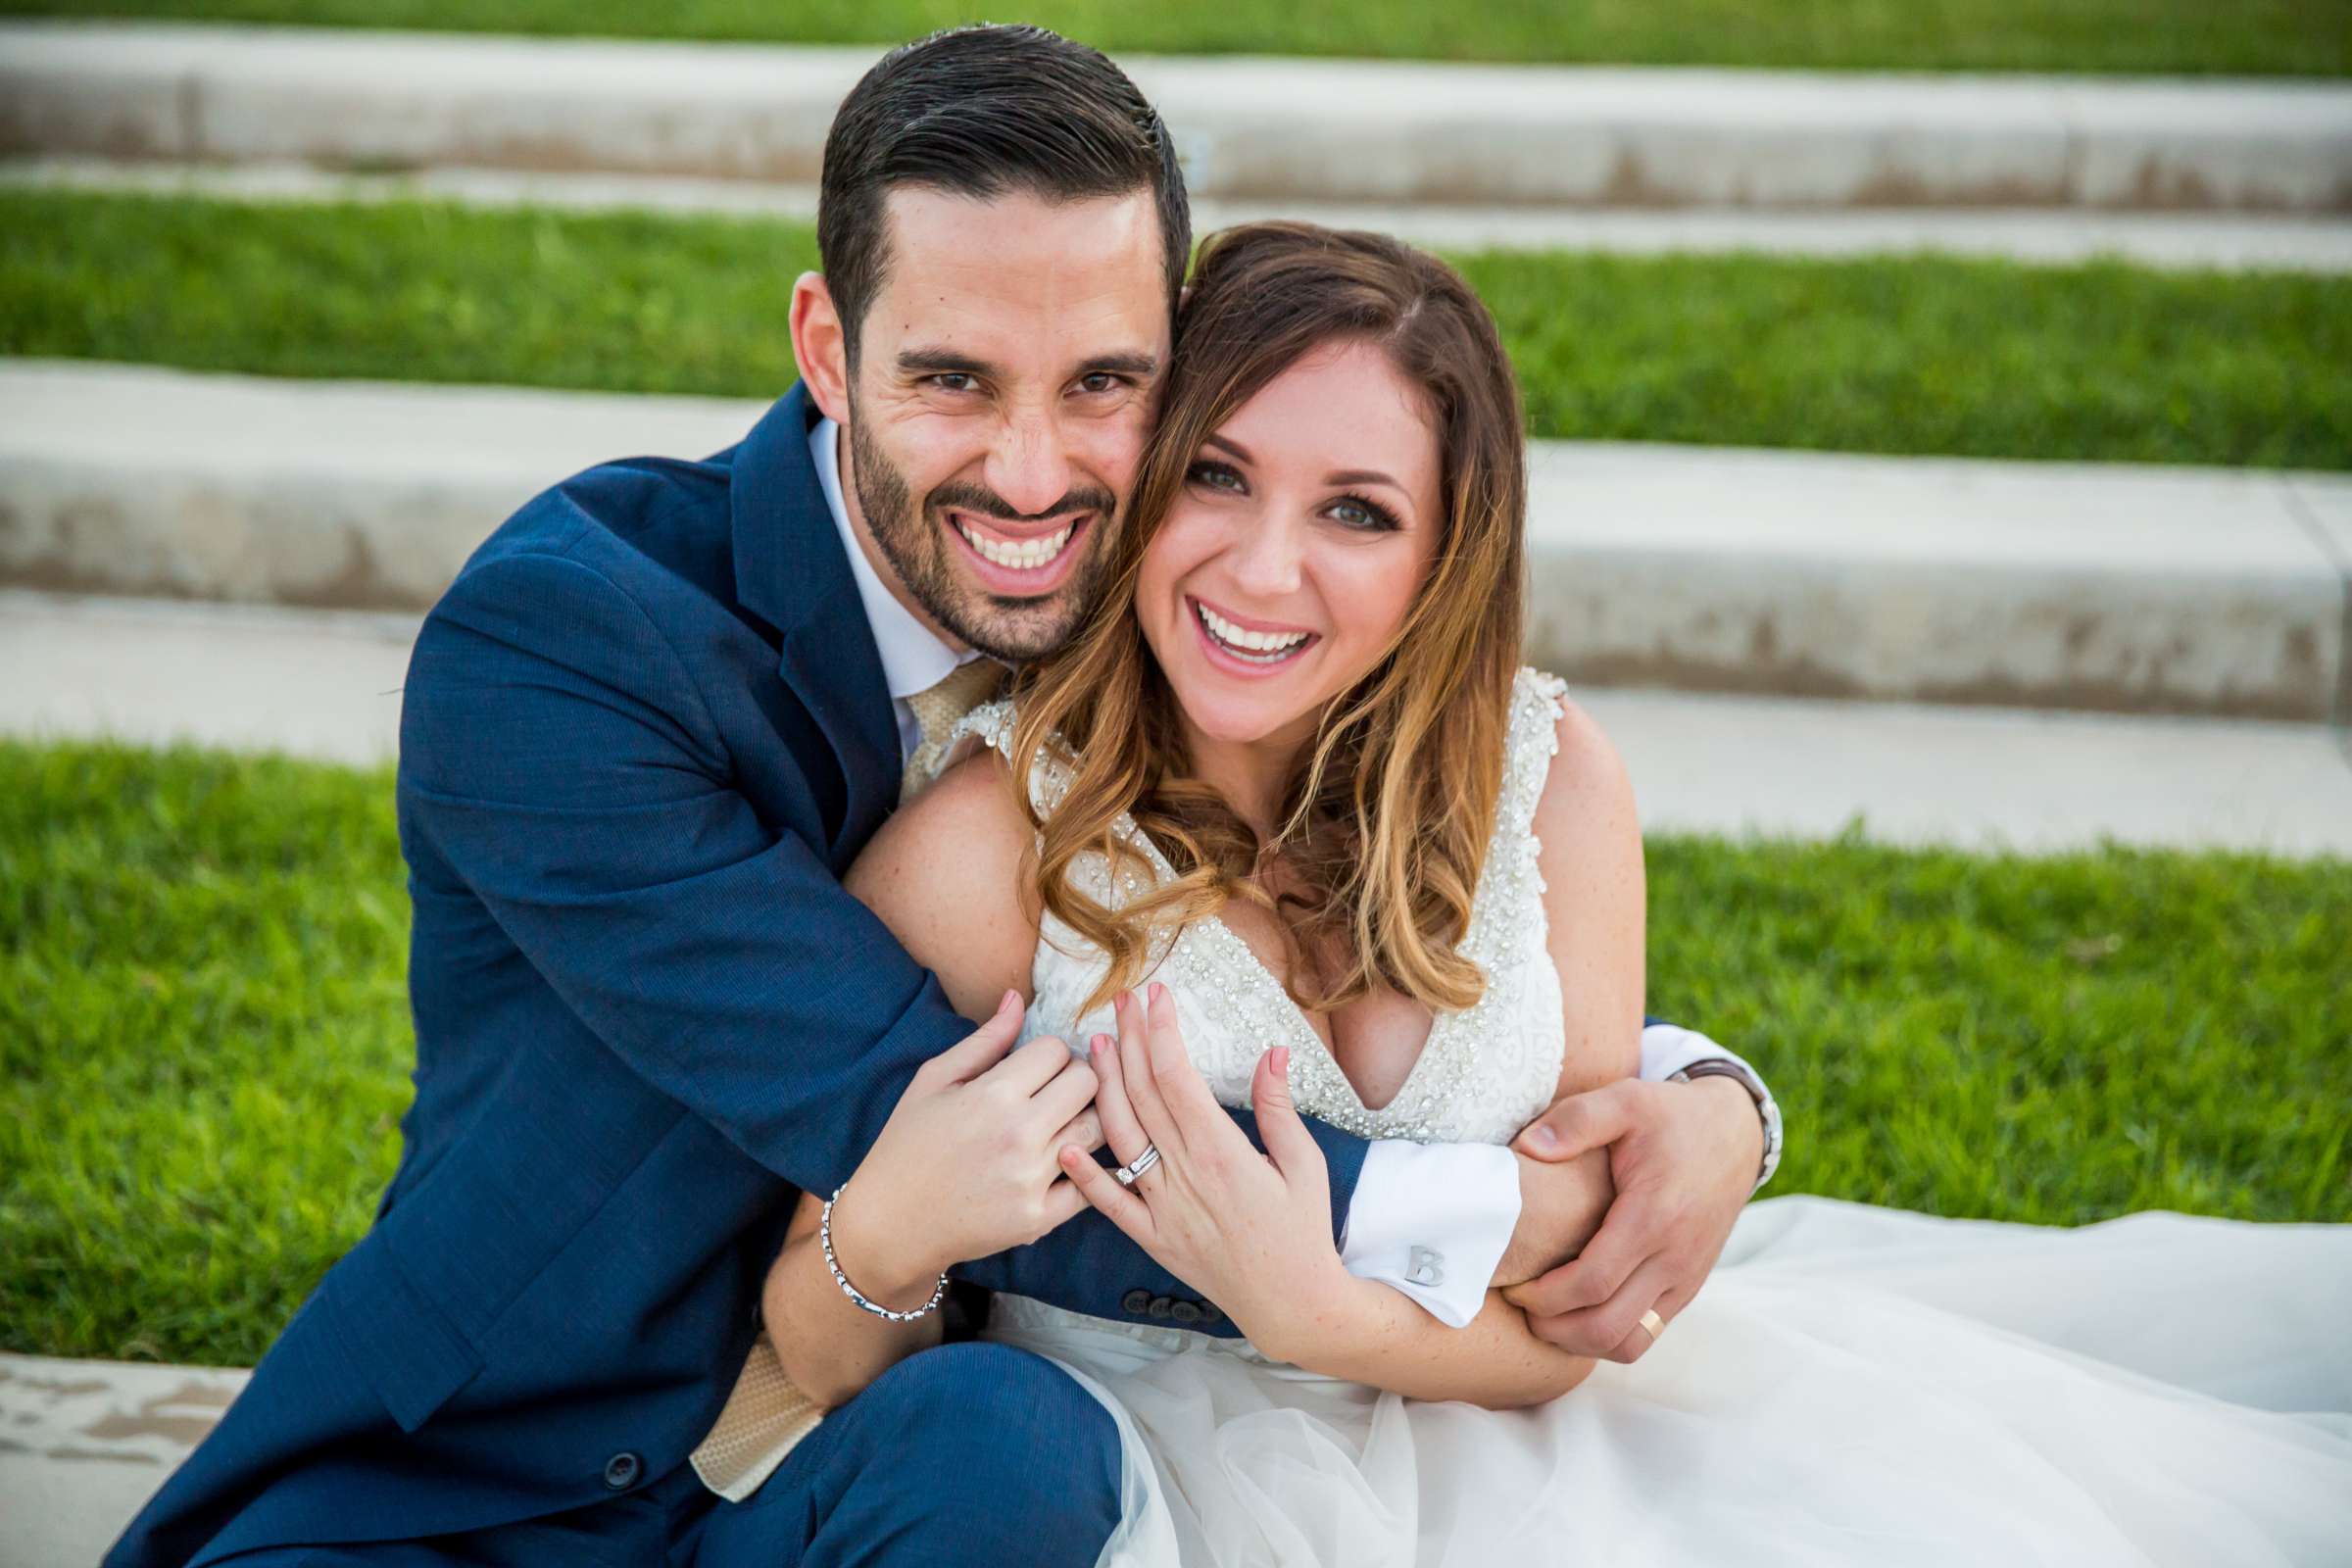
left=927, top=373, right=977, bottom=393
left=1077, top=372, right=1123, bottom=394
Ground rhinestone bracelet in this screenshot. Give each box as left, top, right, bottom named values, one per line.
left=820, top=1186, right=950, bottom=1323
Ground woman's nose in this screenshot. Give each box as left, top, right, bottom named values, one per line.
left=1229, top=513, right=1305, bottom=599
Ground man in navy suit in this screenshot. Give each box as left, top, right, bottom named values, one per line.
left=110, top=24, right=1782, bottom=1566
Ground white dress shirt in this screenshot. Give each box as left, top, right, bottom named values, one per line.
left=810, top=417, right=1780, bottom=1328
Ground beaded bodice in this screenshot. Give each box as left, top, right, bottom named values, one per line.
left=948, top=666, right=1572, bottom=1150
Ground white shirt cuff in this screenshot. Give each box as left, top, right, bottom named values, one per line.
left=1339, top=1023, right=1783, bottom=1330
left=1338, top=1140, right=1519, bottom=1329
left=1640, top=1021, right=1784, bottom=1191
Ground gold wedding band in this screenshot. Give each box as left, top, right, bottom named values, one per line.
left=1637, top=1307, right=1667, bottom=1344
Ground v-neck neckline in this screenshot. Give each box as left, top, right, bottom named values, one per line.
left=1121, top=816, right=1456, bottom=1120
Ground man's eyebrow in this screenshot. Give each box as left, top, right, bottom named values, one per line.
left=1082, top=352, right=1161, bottom=378
left=894, top=349, right=1162, bottom=380
left=896, top=348, right=1002, bottom=377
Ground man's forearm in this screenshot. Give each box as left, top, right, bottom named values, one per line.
left=1687, top=1072, right=1768, bottom=1184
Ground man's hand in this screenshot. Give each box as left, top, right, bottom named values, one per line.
left=1499, top=1075, right=1762, bottom=1363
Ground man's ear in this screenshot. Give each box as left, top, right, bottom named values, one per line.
left=788, top=271, right=853, bottom=425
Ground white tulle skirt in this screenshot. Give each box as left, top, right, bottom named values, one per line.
left=982, top=1197, right=2352, bottom=1566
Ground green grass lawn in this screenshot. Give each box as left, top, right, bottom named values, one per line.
left=7, top=189, right=2348, bottom=470
left=4, top=0, right=2347, bottom=76
left=5, top=737, right=2348, bottom=1366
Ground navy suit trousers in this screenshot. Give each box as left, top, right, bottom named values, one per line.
left=208, top=1344, right=1121, bottom=1568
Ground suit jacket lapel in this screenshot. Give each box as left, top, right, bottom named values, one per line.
left=731, top=383, right=900, bottom=859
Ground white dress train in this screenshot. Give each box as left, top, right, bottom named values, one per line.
left=946, top=671, right=2352, bottom=1566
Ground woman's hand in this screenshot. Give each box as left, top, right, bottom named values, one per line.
left=1056, top=983, right=1357, bottom=1361
left=827, top=989, right=1100, bottom=1309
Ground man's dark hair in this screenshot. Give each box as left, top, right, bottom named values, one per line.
left=818, top=24, right=1193, bottom=368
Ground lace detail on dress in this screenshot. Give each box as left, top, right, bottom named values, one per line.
left=1166, top=665, right=1567, bottom=1145
left=957, top=669, right=1571, bottom=1151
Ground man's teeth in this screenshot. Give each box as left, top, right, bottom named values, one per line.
left=955, top=519, right=1073, bottom=570
left=1197, top=602, right=1310, bottom=660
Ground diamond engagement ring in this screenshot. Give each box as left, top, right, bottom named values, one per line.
left=1112, top=1144, right=1161, bottom=1187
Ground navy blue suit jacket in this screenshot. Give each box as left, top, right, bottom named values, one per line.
left=108, top=384, right=1375, bottom=1564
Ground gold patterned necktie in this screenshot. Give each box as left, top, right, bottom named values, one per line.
left=900, top=658, right=1006, bottom=804
left=690, top=655, right=1005, bottom=1500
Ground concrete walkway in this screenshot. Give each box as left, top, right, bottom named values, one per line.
left=5, top=360, right=2344, bottom=721
left=0, top=1352, right=248, bottom=1567
left=15, top=156, right=2352, bottom=272
left=4, top=22, right=2347, bottom=213
left=8, top=589, right=2348, bottom=858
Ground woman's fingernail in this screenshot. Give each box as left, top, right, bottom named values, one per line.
left=1273, top=1046, right=1290, bottom=1078
left=1150, top=982, right=1168, bottom=1006
left=1090, top=1035, right=1107, bottom=1057
left=1526, top=1124, right=1561, bottom=1152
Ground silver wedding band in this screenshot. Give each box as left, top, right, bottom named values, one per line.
left=1112, top=1144, right=1161, bottom=1188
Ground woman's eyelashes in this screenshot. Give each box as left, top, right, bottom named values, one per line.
left=1184, top=460, right=1403, bottom=533
left=1187, top=458, right=1247, bottom=494
left=1326, top=493, right=1402, bottom=533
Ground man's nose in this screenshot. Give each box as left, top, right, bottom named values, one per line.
left=984, top=411, right=1075, bottom=519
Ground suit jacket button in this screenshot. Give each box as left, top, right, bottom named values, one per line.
left=1169, top=1300, right=1202, bottom=1325
left=1147, top=1296, right=1173, bottom=1319
left=1200, top=1301, right=1225, bottom=1324
left=1121, top=1289, right=1152, bottom=1315
left=603, top=1451, right=642, bottom=1491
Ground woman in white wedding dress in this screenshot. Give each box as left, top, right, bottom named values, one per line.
left=764, top=221, right=2352, bottom=1564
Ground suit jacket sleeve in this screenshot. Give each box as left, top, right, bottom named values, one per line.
left=396, top=548, right=1368, bottom=1324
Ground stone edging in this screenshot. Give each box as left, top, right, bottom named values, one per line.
left=3, top=22, right=2348, bottom=213
left=2, top=359, right=2344, bottom=720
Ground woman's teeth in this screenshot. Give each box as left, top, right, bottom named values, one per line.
left=1197, top=602, right=1311, bottom=663
left=956, top=518, right=1073, bottom=570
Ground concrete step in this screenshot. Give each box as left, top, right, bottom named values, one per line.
left=7, top=588, right=2349, bottom=857
left=15, top=156, right=2352, bottom=272
left=3, top=22, right=2348, bottom=214
left=4, top=360, right=2345, bottom=722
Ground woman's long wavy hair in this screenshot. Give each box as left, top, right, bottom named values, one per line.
left=1009, top=220, right=1529, bottom=1017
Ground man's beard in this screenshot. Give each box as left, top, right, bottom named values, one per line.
left=847, top=409, right=1117, bottom=664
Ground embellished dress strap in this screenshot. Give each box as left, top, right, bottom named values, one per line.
left=1494, top=667, right=1572, bottom=862
left=945, top=696, right=1078, bottom=819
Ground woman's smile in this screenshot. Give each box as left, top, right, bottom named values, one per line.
left=1186, top=595, right=1321, bottom=674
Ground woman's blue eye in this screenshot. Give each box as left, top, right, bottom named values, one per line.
left=1329, top=494, right=1401, bottom=532
left=1189, top=461, right=1244, bottom=491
